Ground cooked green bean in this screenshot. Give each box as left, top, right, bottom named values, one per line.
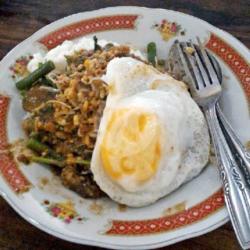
left=19, top=90, right=27, bottom=97
left=16, top=61, right=55, bottom=90
left=39, top=77, right=57, bottom=88
left=26, top=138, right=47, bottom=152
left=26, top=138, right=62, bottom=160
left=75, top=159, right=91, bottom=165
left=30, top=156, right=64, bottom=167
left=30, top=156, right=90, bottom=168
left=147, top=42, right=157, bottom=66
left=94, top=36, right=101, bottom=51
left=27, top=138, right=91, bottom=167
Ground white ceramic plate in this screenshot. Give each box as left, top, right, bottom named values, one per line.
left=0, top=6, right=249, bottom=249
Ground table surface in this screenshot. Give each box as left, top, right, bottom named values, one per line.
left=0, top=0, right=249, bottom=249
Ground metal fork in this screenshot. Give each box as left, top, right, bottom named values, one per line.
left=217, top=105, right=250, bottom=187
left=201, top=51, right=250, bottom=187
left=174, top=38, right=250, bottom=249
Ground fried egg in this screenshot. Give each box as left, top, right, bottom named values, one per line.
left=91, top=57, right=210, bottom=207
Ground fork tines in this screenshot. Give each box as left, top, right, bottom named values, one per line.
left=175, top=38, right=220, bottom=89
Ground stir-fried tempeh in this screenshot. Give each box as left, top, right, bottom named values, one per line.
left=16, top=42, right=137, bottom=198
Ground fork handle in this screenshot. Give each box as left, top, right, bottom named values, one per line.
left=216, top=103, right=250, bottom=186
left=204, top=105, right=250, bottom=249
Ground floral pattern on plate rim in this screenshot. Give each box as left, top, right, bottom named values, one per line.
left=0, top=95, right=30, bottom=193
left=105, top=189, right=224, bottom=235
left=206, top=33, right=250, bottom=104
left=10, top=55, right=33, bottom=79
left=152, top=19, right=185, bottom=41
left=43, top=200, right=87, bottom=224
left=39, top=15, right=139, bottom=49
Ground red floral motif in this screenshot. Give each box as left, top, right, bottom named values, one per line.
left=45, top=200, right=82, bottom=224
left=0, top=96, right=30, bottom=192
left=153, top=19, right=183, bottom=41
left=10, top=55, right=33, bottom=79
left=206, top=33, right=250, bottom=101
left=39, top=15, right=138, bottom=49
left=106, top=189, right=224, bottom=235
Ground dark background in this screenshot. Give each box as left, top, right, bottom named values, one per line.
left=0, top=0, right=249, bottom=249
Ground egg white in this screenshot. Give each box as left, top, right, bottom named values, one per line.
left=91, top=57, right=210, bottom=207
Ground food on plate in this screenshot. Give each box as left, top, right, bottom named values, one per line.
left=15, top=37, right=210, bottom=206
left=91, top=57, right=210, bottom=207
left=17, top=37, right=145, bottom=198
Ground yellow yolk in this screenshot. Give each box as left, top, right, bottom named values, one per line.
left=100, top=108, right=162, bottom=185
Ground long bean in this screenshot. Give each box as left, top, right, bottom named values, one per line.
left=39, top=77, right=57, bottom=88
left=27, top=138, right=91, bottom=167
left=30, top=156, right=90, bottom=168
left=16, top=61, right=55, bottom=90
left=26, top=138, right=62, bottom=160
left=147, top=42, right=157, bottom=66
left=30, top=156, right=64, bottom=167
left=75, top=159, right=91, bottom=165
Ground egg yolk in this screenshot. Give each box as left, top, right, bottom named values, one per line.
left=100, top=108, right=161, bottom=184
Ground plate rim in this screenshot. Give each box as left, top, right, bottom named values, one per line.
left=0, top=187, right=229, bottom=249
left=1, top=5, right=249, bottom=248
